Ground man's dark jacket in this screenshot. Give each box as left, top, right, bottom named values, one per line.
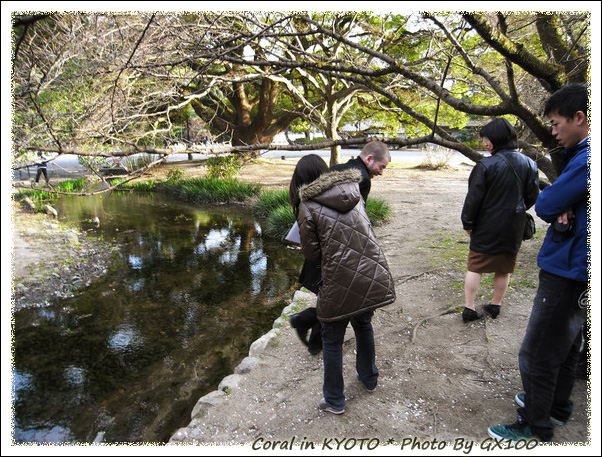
left=461, top=150, right=540, bottom=255
left=330, top=157, right=371, bottom=201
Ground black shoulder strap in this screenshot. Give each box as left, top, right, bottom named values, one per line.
left=497, top=153, right=523, bottom=188
left=497, top=153, right=525, bottom=208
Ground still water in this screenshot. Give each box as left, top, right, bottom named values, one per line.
left=11, top=191, right=303, bottom=444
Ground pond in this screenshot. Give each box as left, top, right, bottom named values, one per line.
left=11, top=191, right=303, bottom=444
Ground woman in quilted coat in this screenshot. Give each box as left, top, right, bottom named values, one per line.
left=296, top=163, right=396, bottom=415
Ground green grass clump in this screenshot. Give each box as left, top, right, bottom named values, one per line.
left=266, top=205, right=296, bottom=240
left=13, top=189, right=46, bottom=201
left=53, top=178, right=87, bottom=193
left=367, top=197, right=392, bottom=226
left=162, top=178, right=261, bottom=204
left=14, top=178, right=87, bottom=200
left=115, top=179, right=158, bottom=191
left=14, top=178, right=89, bottom=212
left=253, top=189, right=290, bottom=218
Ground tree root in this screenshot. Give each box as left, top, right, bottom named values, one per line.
left=410, top=308, right=457, bottom=343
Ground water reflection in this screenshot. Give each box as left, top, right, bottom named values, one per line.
left=12, top=192, right=303, bottom=444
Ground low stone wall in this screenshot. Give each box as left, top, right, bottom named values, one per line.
left=168, top=289, right=315, bottom=444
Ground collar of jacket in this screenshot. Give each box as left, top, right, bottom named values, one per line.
left=561, top=136, right=590, bottom=159
left=555, top=136, right=589, bottom=173
left=299, top=168, right=362, bottom=201
left=353, top=156, right=371, bottom=177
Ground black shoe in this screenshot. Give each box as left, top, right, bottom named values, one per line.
left=483, top=303, right=501, bottom=319
left=462, top=307, right=483, bottom=323
left=289, top=313, right=310, bottom=347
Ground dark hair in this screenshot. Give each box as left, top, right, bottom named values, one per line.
left=479, top=118, right=518, bottom=153
left=543, top=83, right=589, bottom=120
left=289, top=154, right=329, bottom=216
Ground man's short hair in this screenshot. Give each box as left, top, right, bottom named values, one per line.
left=361, top=140, right=390, bottom=161
left=544, top=83, right=589, bottom=120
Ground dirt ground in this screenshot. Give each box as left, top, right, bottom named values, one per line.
left=9, top=159, right=595, bottom=454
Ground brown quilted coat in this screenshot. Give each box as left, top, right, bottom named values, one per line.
left=297, top=169, right=396, bottom=322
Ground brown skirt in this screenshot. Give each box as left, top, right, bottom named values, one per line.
left=467, top=250, right=517, bottom=274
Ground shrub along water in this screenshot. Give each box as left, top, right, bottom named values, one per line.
left=266, top=205, right=296, bottom=240
left=252, top=189, right=289, bottom=218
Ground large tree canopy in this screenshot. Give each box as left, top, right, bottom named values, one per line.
left=11, top=10, right=591, bottom=182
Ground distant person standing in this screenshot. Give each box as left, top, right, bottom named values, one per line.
left=34, top=152, right=50, bottom=187
left=488, top=83, right=590, bottom=443
left=460, top=118, right=539, bottom=323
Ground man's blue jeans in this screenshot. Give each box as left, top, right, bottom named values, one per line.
left=518, top=270, right=588, bottom=441
left=321, top=310, right=378, bottom=410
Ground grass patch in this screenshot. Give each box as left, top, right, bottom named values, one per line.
left=14, top=178, right=88, bottom=202
left=14, top=178, right=89, bottom=212
left=366, top=198, right=392, bottom=226
left=53, top=178, right=87, bottom=193
left=160, top=178, right=261, bottom=204
left=266, top=205, right=296, bottom=240
left=253, top=189, right=289, bottom=218
left=115, top=179, right=158, bottom=192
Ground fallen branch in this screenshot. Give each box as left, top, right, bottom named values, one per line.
left=396, top=268, right=442, bottom=285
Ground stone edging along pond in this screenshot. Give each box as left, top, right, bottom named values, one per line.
left=168, top=289, right=315, bottom=444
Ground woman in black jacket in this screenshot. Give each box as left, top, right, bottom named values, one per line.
left=460, top=118, right=539, bottom=322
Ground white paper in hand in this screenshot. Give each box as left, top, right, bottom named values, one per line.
left=285, top=221, right=300, bottom=244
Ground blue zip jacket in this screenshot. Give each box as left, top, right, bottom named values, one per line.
left=536, top=137, right=590, bottom=281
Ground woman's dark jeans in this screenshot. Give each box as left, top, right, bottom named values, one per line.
left=321, top=310, right=378, bottom=409
left=518, top=270, right=588, bottom=441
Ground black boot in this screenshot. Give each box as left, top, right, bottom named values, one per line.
left=289, top=308, right=318, bottom=347
left=462, top=307, right=483, bottom=323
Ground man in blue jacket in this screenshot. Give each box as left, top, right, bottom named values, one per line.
left=488, top=83, right=590, bottom=443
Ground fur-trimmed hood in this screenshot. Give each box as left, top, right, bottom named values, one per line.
left=299, top=169, right=362, bottom=214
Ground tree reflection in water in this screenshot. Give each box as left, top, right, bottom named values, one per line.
left=11, top=192, right=303, bottom=444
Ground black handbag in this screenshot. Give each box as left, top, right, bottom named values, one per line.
left=523, top=212, right=536, bottom=241
left=498, top=153, right=536, bottom=241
